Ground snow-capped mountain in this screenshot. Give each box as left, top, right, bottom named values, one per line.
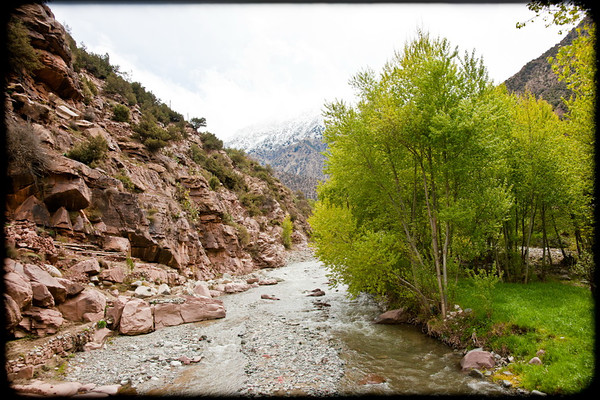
left=227, top=111, right=325, bottom=152
left=226, top=111, right=327, bottom=199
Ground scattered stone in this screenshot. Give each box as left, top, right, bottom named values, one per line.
left=528, top=356, right=543, bottom=365
left=261, top=294, right=280, bottom=300
left=374, top=308, right=410, bottom=324
left=134, top=285, right=157, bottom=298
left=469, top=369, right=484, bottom=379
left=258, top=278, right=278, bottom=286
left=460, top=349, right=495, bottom=371
left=307, top=288, right=325, bottom=297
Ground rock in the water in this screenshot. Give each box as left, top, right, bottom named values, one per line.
left=374, top=308, right=410, bottom=324
left=358, top=373, right=386, bottom=385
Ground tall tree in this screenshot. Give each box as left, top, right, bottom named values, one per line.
left=311, top=31, right=513, bottom=317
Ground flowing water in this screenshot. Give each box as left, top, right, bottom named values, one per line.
left=142, top=256, right=506, bottom=396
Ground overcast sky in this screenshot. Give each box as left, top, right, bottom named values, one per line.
left=48, top=2, right=573, bottom=141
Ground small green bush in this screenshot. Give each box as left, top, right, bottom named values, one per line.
left=6, top=18, right=41, bottom=75
left=115, top=169, right=136, bottom=191
left=67, top=135, right=108, bottom=165
left=112, top=103, right=130, bottom=122
left=132, top=114, right=176, bottom=151
left=282, top=214, right=293, bottom=249
left=199, top=131, right=223, bottom=151
left=209, top=175, right=221, bottom=190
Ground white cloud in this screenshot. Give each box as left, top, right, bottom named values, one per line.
left=50, top=2, right=572, bottom=140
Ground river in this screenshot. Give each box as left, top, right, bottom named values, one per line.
left=64, top=254, right=507, bottom=396
left=140, top=255, right=506, bottom=396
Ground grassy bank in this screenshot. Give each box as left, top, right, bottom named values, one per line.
left=433, top=278, right=595, bottom=394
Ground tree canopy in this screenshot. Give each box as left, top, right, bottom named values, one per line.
left=309, top=27, right=595, bottom=317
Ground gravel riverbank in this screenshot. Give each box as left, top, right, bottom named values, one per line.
left=62, top=249, right=346, bottom=396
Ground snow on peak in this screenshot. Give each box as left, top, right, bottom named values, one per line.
left=226, top=111, right=324, bottom=152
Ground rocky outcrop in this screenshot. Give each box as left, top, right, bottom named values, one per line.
left=3, top=3, right=310, bottom=387
left=10, top=3, right=83, bottom=101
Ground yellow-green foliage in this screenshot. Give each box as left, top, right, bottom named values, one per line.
left=282, top=214, right=293, bottom=249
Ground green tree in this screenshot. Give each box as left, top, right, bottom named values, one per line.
left=191, top=117, right=207, bottom=131
left=312, top=31, right=513, bottom=317
left=112, top=103, right=130, bottom=122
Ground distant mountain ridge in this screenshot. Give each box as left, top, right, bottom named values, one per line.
left=504, top=19, right=585, bottom=115
left=226, top=112, right=327, bottom=199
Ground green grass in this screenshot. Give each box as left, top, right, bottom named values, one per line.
left=454, top=279, right=595, bottom=394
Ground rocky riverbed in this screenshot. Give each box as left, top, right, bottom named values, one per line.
left=57, top=249, right=346, bottom=396
left=14, top=250, right=508, bottom=397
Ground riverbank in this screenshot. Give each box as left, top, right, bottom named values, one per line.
left=8, top=248, right=508, bottom=397
left=421, top=277, right=595, bottom=395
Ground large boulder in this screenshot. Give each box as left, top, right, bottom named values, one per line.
left=193, top=282, right=212, bottom=298
left=70, top=258, right=101, bottom=275
left=103, top=236, right=131, bottom=253
left=23, top=263, right=67, bottom=304
left=460, top=349, right=495, bottom=371
left=3, top=271, right=33, bottom=310
left=4, top=294, right=22, bottom=331
left=119, top=298, right=154, bottom=335
left=51, top=206, right=73, bottom=231
left=43, top=175, right=92, bottom=211
left=105, top=296, right=128, bottom=329
left=179, top=296, right=225, bottom=323
left=31, top=281, right=55, bottom=307
left=19, top=307, right=64, bottom=337
left=56, top=278, right=85, bottom=297
left=58, top=289, right=106, bottom=323
left=99, top=267, right=125, bottom=284
left=13, top=195, right=51, bottom=226
left=153, top=302, right=184, bottom=330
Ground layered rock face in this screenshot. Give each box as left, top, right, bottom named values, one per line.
left=2, top=2, right=311, bottom=375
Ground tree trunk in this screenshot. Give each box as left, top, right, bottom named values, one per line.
left=524, top=201, right=537, bottom=284
left=420, top=156, right=446, bottom=317
left=551, top=211, right=567, bottom=260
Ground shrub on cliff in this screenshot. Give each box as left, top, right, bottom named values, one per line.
left=66, top=135, right=108, bottom=166
left=111, top=103, right=130, bottom=122
left=5, top=120, right=49, bottom=181
left=72, top=46, right=114, bottom=79
left=132, top=114, right=176, bottom=151
left=6, top=17, right=41, bottom=75
left=199, top=131, right=223, bottom=151
left=104, top=73, right=137, bottom=105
